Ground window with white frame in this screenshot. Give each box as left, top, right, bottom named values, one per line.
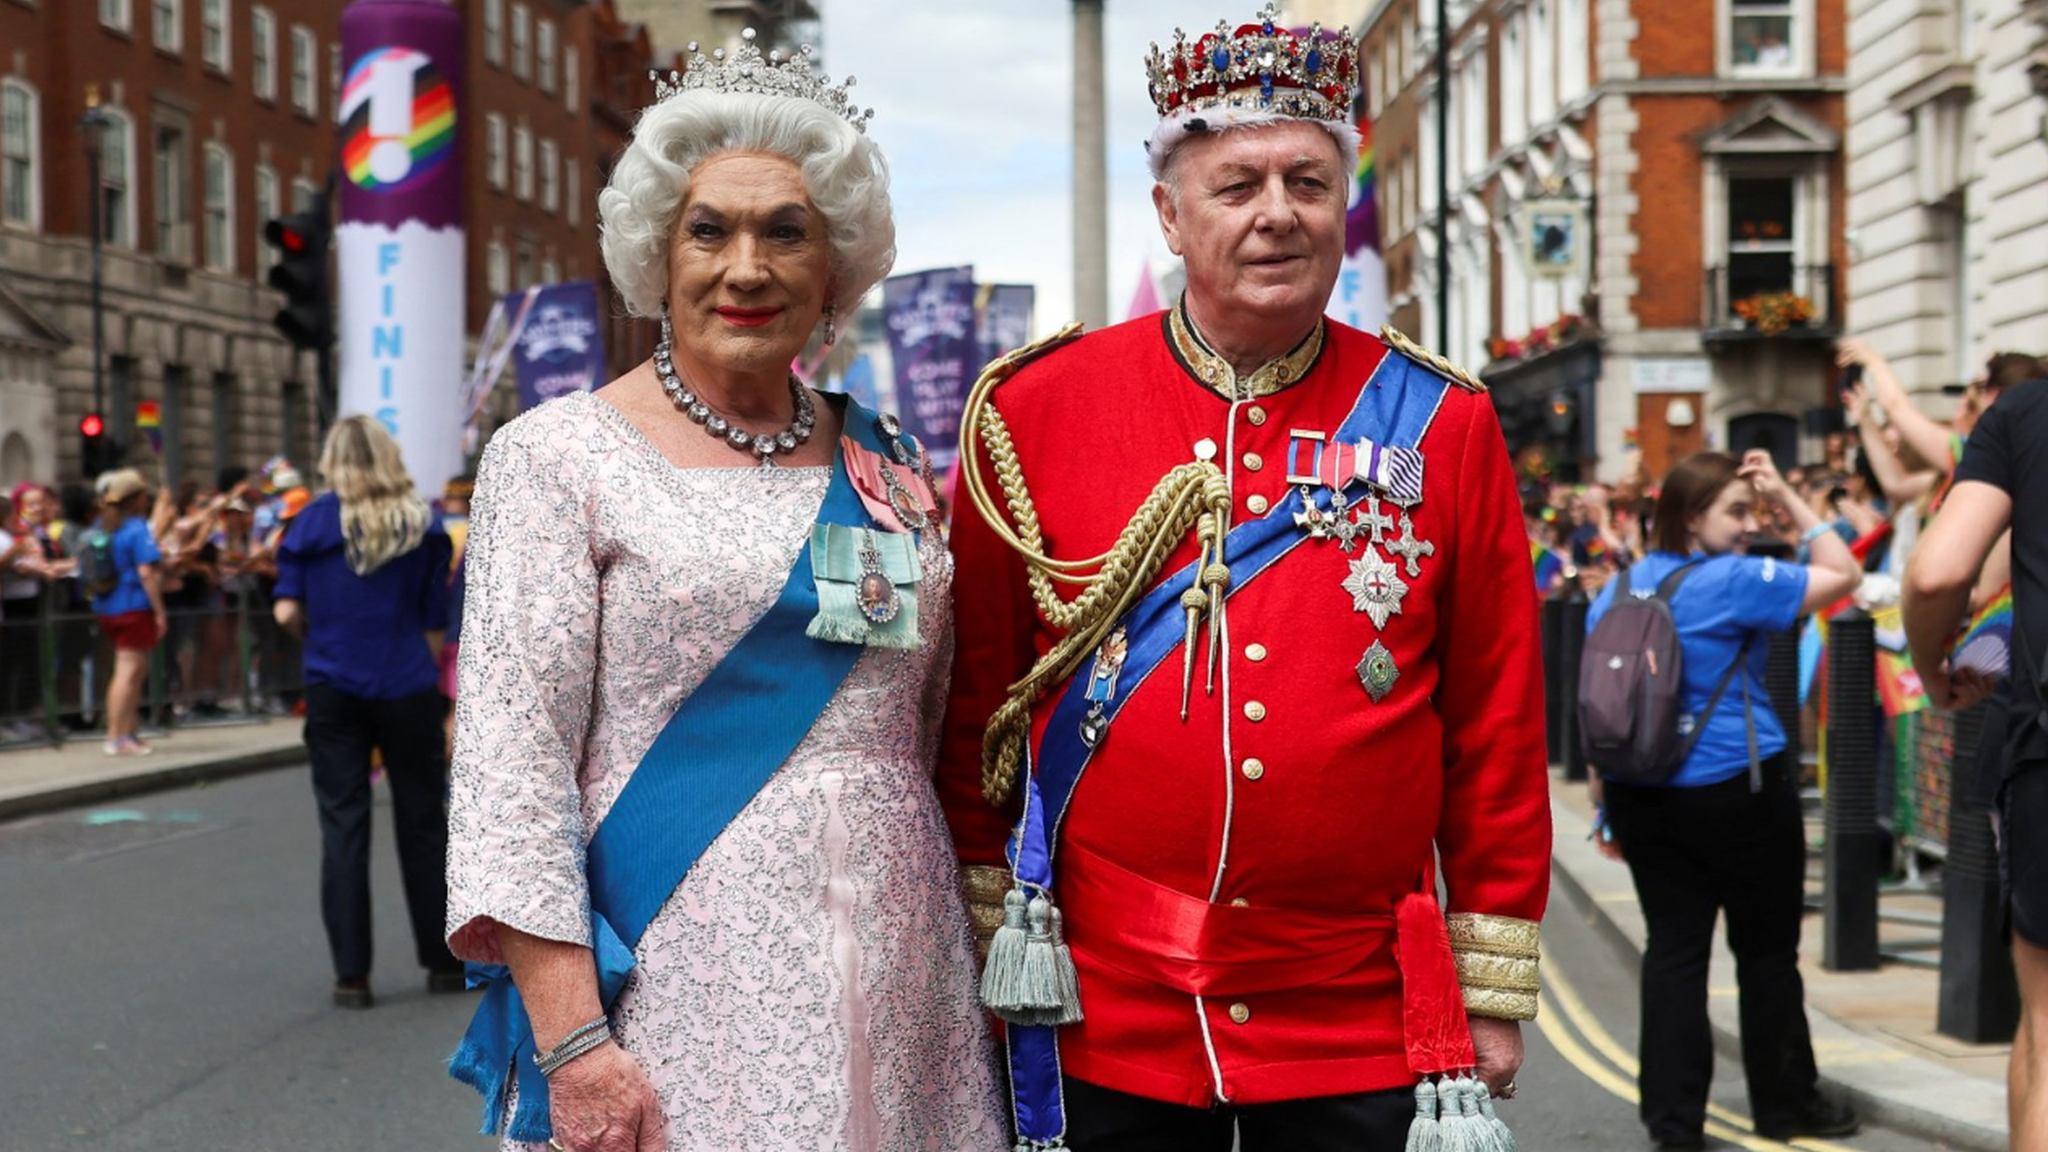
left=290, top=25, right=316, bottom=115
left=515, top=241, right=535, bottom=290
left=1558, top=0, right=1590, bottom=103
left=97, top=109, right=135, bottom=246
left=290, top=176, right=314, bottom=212
left=1724, top=0, right=1805, bottom=76
left=511, top=4, right=530, bottom=81
left=153, top=0, right=181, bottom=53
left=251, top=6, right=276, bottom=101
left=486, top=241, right=509, bottom=297
left=513, top=124, right=533, bottom=201
left=100, top=0, right=131, bottom=33
left=202, top=0, right=228, bottom=69
left=1, top=82, right=39, bottom=229
left=1528, top=0, right=1556, bottom=126
left=537, top=19, right=556, bottom=92
left=1722, top=173, right=1799, bottom=309
left=539, top=138, right=558, bottom=213
left=253, top=162, right=277, bottom=259
left=540, top=256, right=558, bottom=286
left=330, top=42, right=342, bottom=121
left=154, top=119, right=192, bottom=261
left=564, top=49, right=578, bottom=115
left=203, top=142, right=232, bottom=270
left=485, top=114, right=506, bottom=190
left=483, top=0, right=504, bottom=67
left=1460, top=49, right=1488, bottom=181
left=1501, top=9, right=1527, bottom=144
left=565, top=161, right=579, bottom=226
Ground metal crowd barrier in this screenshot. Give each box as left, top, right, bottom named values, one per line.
left=0, top=589, right=303, bottom=750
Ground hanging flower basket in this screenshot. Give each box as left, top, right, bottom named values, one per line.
left=1731, top=291, right=1814, bottom=336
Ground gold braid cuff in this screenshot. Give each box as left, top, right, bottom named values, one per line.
left=961, top=865, right=1012, bottom=956
left=958, top=324, right=1237, bottom=808
left=1447, top=912, right=1541, bottom=1021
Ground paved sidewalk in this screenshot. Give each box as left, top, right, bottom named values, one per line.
left=1550, top=773, right=2010, bottom=1152
left=0, top=719, right=307, bottom=821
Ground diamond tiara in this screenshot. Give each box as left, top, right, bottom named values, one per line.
left=1145, top=3, right=1359, bottom=123
left=651, top=27, right=874, bottom=133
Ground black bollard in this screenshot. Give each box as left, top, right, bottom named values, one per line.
left=1560, top=591, right=1590, bottom=781
left=1823, top=609, right=1882, bottom=971
left=1765, top=622, right=1803, bottom=782
left=1542, top=599, right=1564, bottom=765
left=1938, top=700, right=2021, bottom=1042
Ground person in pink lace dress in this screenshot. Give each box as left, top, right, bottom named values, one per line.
left=444, top=35, right=1006, bottom=1152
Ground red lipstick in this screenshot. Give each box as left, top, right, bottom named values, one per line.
left=716, top=306, right=782, bottom=327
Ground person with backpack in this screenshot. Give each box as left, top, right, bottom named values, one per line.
left=1904, top=369, right=2047, bottom=1147
left=84, top=469, right=167, bottom=756
left=1581, top=449, right=1860, bottom=1151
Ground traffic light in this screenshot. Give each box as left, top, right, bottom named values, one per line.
left=264, top=196, right=333, bottom=351
left=79, top=412, right=111, bottom=478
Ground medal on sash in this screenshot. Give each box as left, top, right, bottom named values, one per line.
left=1078, top=626, right=1129, bottom=749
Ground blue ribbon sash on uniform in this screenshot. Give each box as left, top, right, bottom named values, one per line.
left=449, top=400, right=907, bottom=1143
left=1003, top=350, right=1454, bottom=1147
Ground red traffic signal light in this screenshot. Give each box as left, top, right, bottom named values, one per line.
left=79, top=413, right=105, bottom=438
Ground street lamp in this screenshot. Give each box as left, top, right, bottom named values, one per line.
left=78, top=86, right=112, bottom=462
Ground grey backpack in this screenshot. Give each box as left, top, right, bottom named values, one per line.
left=1579, top=561, right=1756, bottom=785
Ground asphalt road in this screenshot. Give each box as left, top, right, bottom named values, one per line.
left=0, top=765, right=1956, bottom=1151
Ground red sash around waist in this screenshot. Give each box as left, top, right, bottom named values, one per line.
left=1057, top=839, right=1478, bottom=1074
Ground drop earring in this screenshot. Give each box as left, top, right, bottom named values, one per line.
left=822, top=303, right=838, bottom=347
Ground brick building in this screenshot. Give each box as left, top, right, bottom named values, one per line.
left=1320, top=0, right=1849, bottom=482
left=0, top=0, right=663, bottom=491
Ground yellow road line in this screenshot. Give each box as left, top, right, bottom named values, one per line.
left=1539, top=964, right=1862, bottom=1152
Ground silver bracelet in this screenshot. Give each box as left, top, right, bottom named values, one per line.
left=533, top=1015, right=612, bottom=1078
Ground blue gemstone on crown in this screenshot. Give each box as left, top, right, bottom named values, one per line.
left=1307, top=48, right=1323, bottom=74
left=1263, top=20, right=1274, bottom=33
left=1212, top=46, right=1231, bottom=71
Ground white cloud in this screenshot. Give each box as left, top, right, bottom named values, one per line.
left=825, top=0, right=1216, bottom=335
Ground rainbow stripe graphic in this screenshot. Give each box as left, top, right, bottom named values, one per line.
left=1952, top=586, right=2014, bottom=677
left=1344, top=99, right=1378, bottom=258
left=340, top=47, right=455, bottom=193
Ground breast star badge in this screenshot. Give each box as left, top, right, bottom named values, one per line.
left=1341, top=546, right=1408, bottom=631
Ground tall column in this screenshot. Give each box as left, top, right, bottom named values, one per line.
left=1072, top=0, right=1108, bottom=330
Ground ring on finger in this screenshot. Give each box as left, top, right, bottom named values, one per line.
left=548, top=1140, right=566, bottom=1151
left=1498, top=1081, right=1518, bottom=1100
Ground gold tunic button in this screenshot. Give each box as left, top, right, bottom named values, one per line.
left=1243, top=452, right=1264, bottom=471
left=1246, top=406, right=1268, bottom=426
left=1244, top=701, right=1267, bottom=722
left=1241, top=757, right=1265, bottom=780
left=1230, top=897, right=1250, bottom=908
left=1246, top=494, right=1270, bottom=515
left=1245, top=643, right=1268, bottom=662
left=1228, top=1002, right=1252, bottom=1024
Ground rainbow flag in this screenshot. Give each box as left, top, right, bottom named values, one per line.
left=1952, top=586, right=2013, bottom=677
left=1531, top=541, right=1564, bottom=594
left=135, top=399, right=161, bottom=453
left=1344, top=103, right=1379, bottom=258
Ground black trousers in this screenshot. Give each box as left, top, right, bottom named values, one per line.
left=1603, top=769, right=1819, bottom=1143
left=1061, top=1076, right=1415, bottom=1152
left=303, top=683, right=458, bottom=980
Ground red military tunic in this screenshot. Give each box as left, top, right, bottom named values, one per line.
left=939, top=307, right=1551, bottom=1108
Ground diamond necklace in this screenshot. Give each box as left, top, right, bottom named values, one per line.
left=654, top=315, right=816, bottom=468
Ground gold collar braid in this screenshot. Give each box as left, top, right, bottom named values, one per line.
left=958, top=324, right=1236, bottom=807
left=1167, top=298, right=1326, bottom=401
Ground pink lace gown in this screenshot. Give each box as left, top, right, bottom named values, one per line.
left=446, top=393, right=1008, bottom=1152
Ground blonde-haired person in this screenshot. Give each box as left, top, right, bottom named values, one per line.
left=89, top=469, right=167, bottom=755
left=275, top=415, right=464, bottom=1010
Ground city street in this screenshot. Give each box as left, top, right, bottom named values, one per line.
left=0, top=765, right=1955, bottom=1152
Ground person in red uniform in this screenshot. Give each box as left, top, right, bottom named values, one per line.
left=939, top=7, right=1551, bottom=1151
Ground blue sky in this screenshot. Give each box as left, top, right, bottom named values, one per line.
left=824, top=1, right=1211, bottom=334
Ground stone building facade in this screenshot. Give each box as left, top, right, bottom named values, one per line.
left=0, top=0, right=661, bottom=491
left=1844, top=0, right=2048, bottom=400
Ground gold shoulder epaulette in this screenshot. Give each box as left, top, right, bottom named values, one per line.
left=1381, top=325, right=1488, bottom=394
left=975, top=321, right=1087, bottom=392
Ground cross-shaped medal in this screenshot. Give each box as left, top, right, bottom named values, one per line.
left=1351, top=495, right=1395, bottom=547
left=1385, top=508, right=1436, bottom=578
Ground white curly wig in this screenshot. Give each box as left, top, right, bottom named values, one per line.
left=598, top=91, right=896, bottom=321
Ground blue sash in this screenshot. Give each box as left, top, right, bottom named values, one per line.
left=449, top=399, right=905, bottom=1143
left=1005, top=352, right=1454, bottom=1146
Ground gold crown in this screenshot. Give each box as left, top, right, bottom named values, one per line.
left=1145, top=3, right=1359, bottom=123
left=651, top=28, right=874, bottom=133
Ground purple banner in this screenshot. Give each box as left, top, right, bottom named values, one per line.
left=508, top=282, right=607, bottom=411
left=339, top=0, right=464, bottom=230
left=883, top=266, right=978, bottom=471
left=977, top=283, right=1037, bottom=371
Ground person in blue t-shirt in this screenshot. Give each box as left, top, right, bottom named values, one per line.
left=273, top=416, right=463, bottom=1010
left=89, top=469, right=168, bottom=756
left=1584, top=450, right=1860, bottom=1151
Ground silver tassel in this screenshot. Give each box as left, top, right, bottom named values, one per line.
left=1404, top=1079, right=1441, bottom=1152
left=979, top=889, right=1031, bottom=1018
left=1473, top=1081, right=1516, bottom=1152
